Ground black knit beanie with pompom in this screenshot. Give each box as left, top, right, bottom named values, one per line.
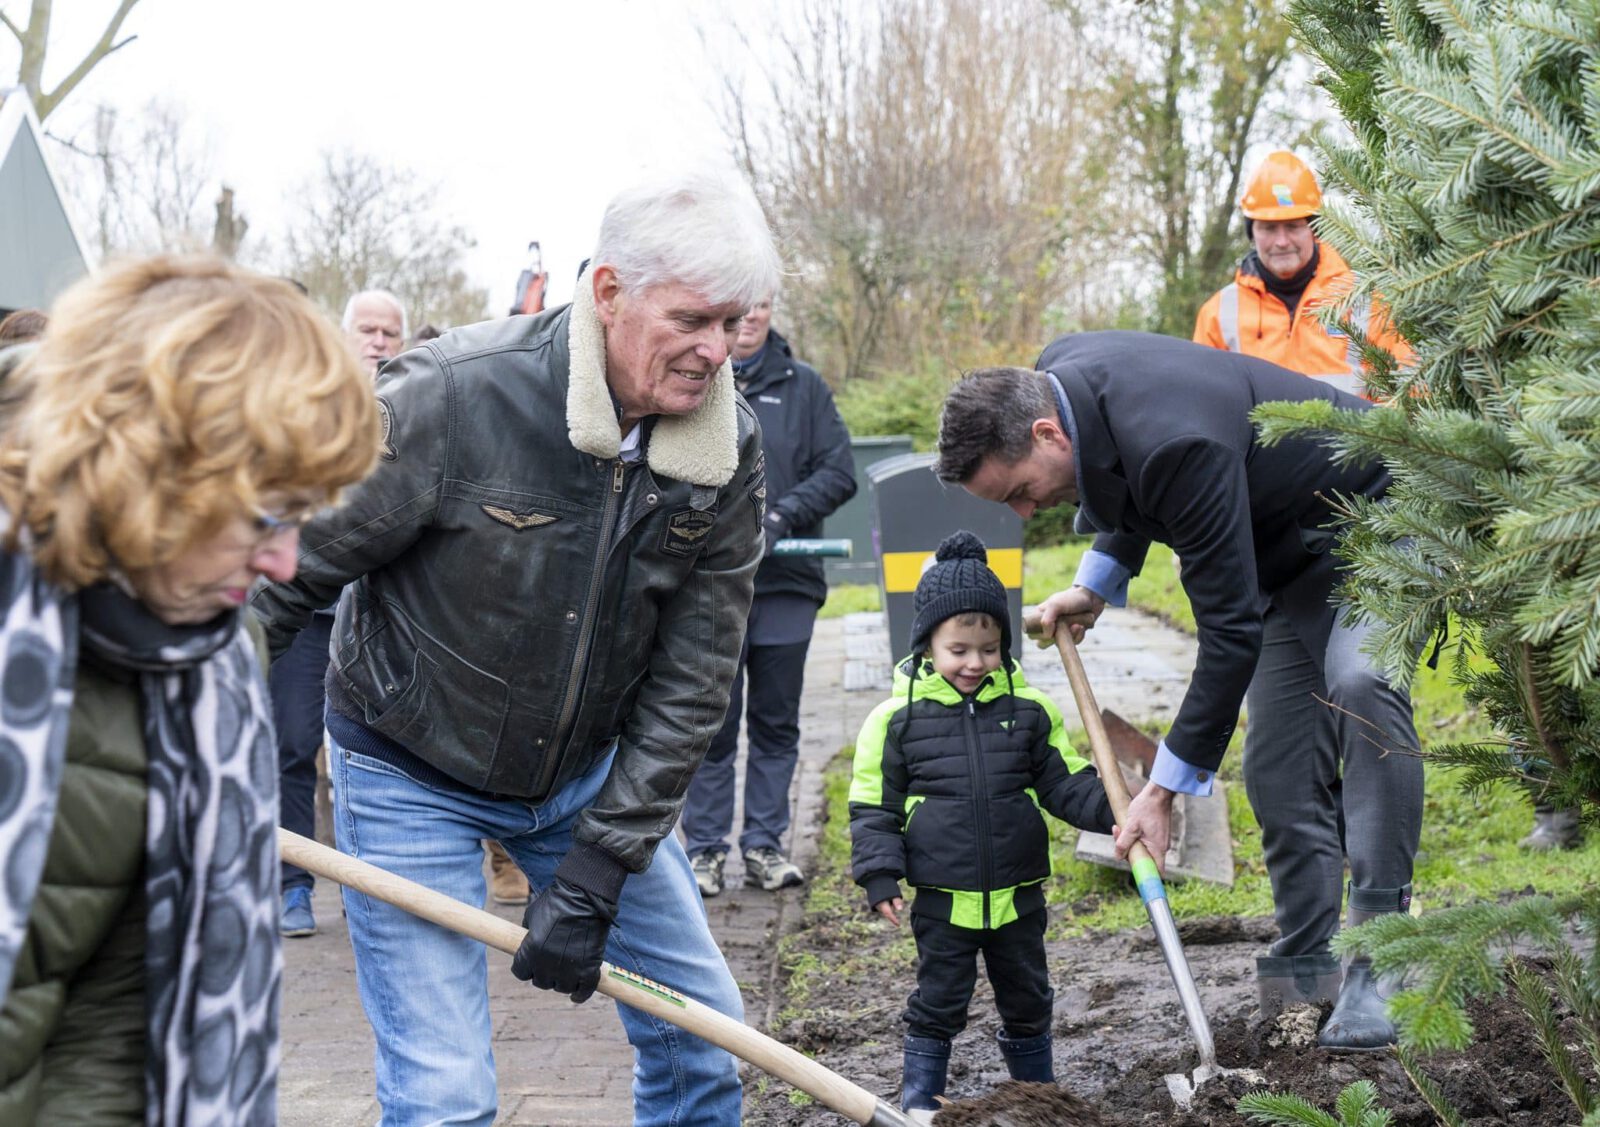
left=909, top=530, right=1011, bottom=658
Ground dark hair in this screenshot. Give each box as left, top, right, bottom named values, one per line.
left=935, top=610, right=1000, bottom=638
left=0, top=309, right=48, bottom=344
left=934, top=366, right=1054, bottom=483
left=410, top=324, right=443, bottom=346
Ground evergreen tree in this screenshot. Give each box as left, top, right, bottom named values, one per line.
left=1267, top=0, right=1600, bottom=818
left=1259, top=0, right=1600, bottom=1067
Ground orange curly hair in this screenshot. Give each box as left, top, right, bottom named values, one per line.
left=0, top=255, right=381, bottom=589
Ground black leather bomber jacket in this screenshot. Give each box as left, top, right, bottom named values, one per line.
left=253, top=297, right=765, bottom=875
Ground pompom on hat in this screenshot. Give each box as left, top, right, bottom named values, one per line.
left=909, top=530, right=1012, bottom=659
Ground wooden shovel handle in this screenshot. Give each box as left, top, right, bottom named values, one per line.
left=278, top=829, right=911, bottom=1126
left=1024, top=614, right=1153, bottom=868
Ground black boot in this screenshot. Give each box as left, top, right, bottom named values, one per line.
left=1318, top=884, right=1409, bottom=1052
left=1256, top=952, right=1342, bottom=1020
left=996, top=1029, right=1054, bottom=1083
left=900, top=1035, right=950, bottom=1111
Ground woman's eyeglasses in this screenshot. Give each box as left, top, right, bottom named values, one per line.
left=249, top=504, right=322, bottom=549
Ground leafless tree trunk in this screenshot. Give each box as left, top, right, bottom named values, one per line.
left=212, top=186, right=248, bottom=260
left=1100, top=0, right=1307, bottom=335
left=1, top=0, right=141, bottom=120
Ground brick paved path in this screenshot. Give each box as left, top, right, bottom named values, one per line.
left=279, top=607, right=1195, bottom=1125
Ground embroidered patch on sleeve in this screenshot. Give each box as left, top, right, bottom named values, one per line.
left=662, top=509, right=716, bottom=557
left=377, top=396, right=399, bottom=462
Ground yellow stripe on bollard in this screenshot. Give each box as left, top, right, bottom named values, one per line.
left=881, top=548, right=1022, bottom=594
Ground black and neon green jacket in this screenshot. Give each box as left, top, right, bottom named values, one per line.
left=848, top=657, right=1114, bottom=930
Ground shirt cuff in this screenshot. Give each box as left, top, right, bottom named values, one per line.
left=1149, top=740, right=1216, bottom=797
left=1072, top=550, right=1131, bottom=608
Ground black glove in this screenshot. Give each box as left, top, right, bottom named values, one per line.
left=762, top=509, right=792, bottom=558
left=512, top=875, right=619, bottom=1003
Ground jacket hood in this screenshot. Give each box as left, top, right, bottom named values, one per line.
left=565, top=266, right=742, bottom=487
left=891, top=655, right=1029, bottom=705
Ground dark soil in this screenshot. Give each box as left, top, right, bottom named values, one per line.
left=743, top=910, right=1593, bottom=1126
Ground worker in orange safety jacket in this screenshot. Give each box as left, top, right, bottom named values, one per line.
left=1194, top=150, right=1411, bottom=400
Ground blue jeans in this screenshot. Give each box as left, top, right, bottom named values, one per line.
left=330, top=733, right=744, bottom=1126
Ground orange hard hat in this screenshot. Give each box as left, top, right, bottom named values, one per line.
left=1239, top=150, right=1322, bottom=220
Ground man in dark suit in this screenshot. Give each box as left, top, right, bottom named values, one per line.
left=934, top=331, right=1423, bottom=1051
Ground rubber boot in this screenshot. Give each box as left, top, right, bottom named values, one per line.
left=900, top=1035, right=950, bottom=1112
left=1318, top=884, right=1410, bottom=1051
left=1255, top=952, right=1342, bottom=1020
left=1520, top=806, right=1583, bottom=851
left=996, top=1029, right=1054, bottom=1083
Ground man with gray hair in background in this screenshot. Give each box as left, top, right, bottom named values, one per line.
left=254, top=172, right=779, bottom=1125
left=342, top=288, right=406, bottom=375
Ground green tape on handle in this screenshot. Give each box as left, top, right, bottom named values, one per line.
left=772, top=538, right=853, bottom=558
left=1130, top=853, right=1167, bottom=904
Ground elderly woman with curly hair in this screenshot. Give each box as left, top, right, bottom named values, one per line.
left=0, top=256, right=379, bottom=1125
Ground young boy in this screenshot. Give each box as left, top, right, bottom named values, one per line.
left=849, top=530, right=1114, bottom=1111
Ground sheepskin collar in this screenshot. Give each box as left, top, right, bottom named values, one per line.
left=565, top=267, right=741, bottom=487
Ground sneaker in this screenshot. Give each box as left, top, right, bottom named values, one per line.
left=691, top=849, right=727, bottom=898
left=487, top=841, right=531, bottom=906
left=280, top=886, right=317, bottom=938
left=744, top=846, right=804, bottom=891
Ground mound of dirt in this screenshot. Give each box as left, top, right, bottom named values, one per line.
left=933, top=1080, right=1106, bottom=1126
left=744, top=918, right=1592, bottom=1127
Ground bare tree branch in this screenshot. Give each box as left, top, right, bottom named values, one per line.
left=35, top=0, right=141, bottom=119
left=7, top=0, right=143, bottom=120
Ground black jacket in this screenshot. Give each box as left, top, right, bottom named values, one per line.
left=1036, top=330, right=1390, bottom=774
left=848, top=659, right=1113, bottom=929
left=253, top=294, right=765, bottom=879
left=738, top=331, right=857, bottom=604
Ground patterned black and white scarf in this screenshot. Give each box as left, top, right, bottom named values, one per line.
left=0, top=548, right=281, bottom=1125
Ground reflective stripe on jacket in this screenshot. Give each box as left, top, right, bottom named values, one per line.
left=1193, top=242, right=1411, bottom=400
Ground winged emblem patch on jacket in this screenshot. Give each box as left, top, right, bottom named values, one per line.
left=481, top=504, right=559, bottom=531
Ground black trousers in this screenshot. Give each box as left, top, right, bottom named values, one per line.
left=680, top=636, right=811, bottom=856
left=270, top=613, right=333, bottom=891
left=904, top=908, right=1053, bottom=1040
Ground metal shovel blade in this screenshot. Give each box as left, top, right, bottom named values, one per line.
left=1164, top=1060, right=1265, bottom=1110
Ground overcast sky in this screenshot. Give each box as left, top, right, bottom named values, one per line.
left=7, top=0, right=750, bottom=310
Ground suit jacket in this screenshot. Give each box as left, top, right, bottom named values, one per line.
left=1035, top=331, right=1390, bottom=773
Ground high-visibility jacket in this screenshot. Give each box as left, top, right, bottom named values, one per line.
left=1193, top=242, right=1411, bottom=400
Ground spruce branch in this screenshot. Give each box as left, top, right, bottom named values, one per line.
left=1395, top=1044, right=1466, bottom=1127
left=1508, top=957, right=1595, bottom=1114
left=1237, top=1090, right=1341, bottom=1127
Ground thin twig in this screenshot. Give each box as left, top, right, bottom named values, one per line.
left=1312, top=693, right=1427, bottom=760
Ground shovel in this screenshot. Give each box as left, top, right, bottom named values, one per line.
left=1026, top=616, right=1260, bottom=1107
left=278, top=829, right=915, bottom=1127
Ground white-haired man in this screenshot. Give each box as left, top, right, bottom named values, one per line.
left=254, top=172, right=780, bottom=1126
left=342, top=289, right=406, bottom=376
